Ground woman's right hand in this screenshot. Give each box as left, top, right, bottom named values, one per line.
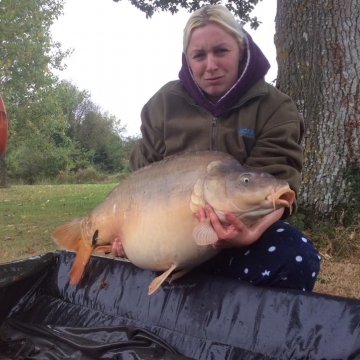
left=197, top=205, right=284, bottom=249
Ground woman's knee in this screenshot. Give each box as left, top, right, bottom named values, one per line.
left=196, top=221, right=322, bottom=292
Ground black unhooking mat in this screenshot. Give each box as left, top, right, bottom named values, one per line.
left=1, top=251, right=360, bottom=360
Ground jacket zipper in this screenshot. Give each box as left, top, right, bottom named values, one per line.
left=211, top=117, right=218, bottom=150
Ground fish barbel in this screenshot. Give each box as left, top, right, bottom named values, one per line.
left=52, top=151, right=295, bottom=294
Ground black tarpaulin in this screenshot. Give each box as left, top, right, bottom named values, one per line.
left=1, top=250, right=360, bottom=359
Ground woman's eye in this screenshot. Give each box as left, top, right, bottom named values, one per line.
left=215, top=48, right=228, bottom=55
left=193, top=53, right=205, bottom=59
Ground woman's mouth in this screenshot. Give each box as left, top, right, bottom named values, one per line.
left=205, top=76, right=223, bottom=84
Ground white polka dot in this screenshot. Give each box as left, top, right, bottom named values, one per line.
left=318, top=255, right=322, bottom=260
left=244, top=268, right=249, bottom=274
left=276, top=228, right=285, bottom=232
left=244, top=250, right=250, bottom=256
left=301, top=237, right=308, bottom=243
left=302, top=288, right=306, bottom=291
left=281, top=277, right=288, bottom=281
left=296, top=256, right=303, bottom=262
left=268, top=246, right=276, bottom=252
left=312, top=272, right=316, bottom=277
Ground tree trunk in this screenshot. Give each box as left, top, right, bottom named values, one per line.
left=275, top=0, right=360, bottom=224
left=0, top=153, right=7, bottom=187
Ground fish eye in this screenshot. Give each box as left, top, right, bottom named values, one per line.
left=240, top=174, right=252, bottom=183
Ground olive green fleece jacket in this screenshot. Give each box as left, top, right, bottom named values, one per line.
left=130, top=78, right=304, bottom=216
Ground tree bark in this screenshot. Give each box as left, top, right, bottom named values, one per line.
left=275, top=0, right=360, bottom=223
left=0, top=153, right=7, bottom=187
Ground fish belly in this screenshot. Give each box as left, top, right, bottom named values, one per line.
left=120, top=196, right=218, bottom=272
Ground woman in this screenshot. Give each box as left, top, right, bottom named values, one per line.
left=129, top=5, right=321, bottom=291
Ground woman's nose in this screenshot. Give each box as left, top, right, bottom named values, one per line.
left=206, top=54, right=218, bottom=71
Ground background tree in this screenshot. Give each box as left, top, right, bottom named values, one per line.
left=0, top=0, right=70, bottom=185
left=6, top=83, right=76, bottom=183
left=54, top=81, right=130, bottom=174
left=113, top=0, right=262, bottom=28
left=275, top=0, right=360, bottom=224
left=6, top=79, right=132, bottom=182
left=0, top=1, right=154, bottom=184
left=73, top=109, right=127, bottom=173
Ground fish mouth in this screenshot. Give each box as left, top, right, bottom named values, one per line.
left=267, top=187, right=296, bottom=212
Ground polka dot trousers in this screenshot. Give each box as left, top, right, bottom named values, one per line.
left=196, top=221, right=322, bottom=292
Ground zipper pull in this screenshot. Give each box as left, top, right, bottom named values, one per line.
left=211, top=117, right=218, bottom=151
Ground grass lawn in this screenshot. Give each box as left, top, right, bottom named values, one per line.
left=0, top=184, right=115, bottom=263
left=1, top=184, right=360, bottom=300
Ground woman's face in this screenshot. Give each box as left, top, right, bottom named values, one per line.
left=186, top=23, right=243, bottom=103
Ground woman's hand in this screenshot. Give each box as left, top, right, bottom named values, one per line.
left=198, top=205, right=284, bottom=249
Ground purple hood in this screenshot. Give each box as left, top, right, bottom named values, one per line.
left=178, top=29, right=270, bottom=117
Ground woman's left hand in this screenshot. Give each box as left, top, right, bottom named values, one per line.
left=199, top=204, right=284, bottom=249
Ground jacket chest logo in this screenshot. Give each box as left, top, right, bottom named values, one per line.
left=238, top=128, right=255, bottom=139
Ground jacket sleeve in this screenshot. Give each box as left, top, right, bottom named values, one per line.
left=130, top=94, right=166, bottom=171
left=244, top=96, right=304, bottom=217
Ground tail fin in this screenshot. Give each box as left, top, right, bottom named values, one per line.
left=68, top=241, right=94, bottom=284
left=52, top=217, right=93, bottom=284
left=52, top=217, right=86, bottom=250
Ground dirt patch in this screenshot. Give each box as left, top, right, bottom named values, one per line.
left=314, top=259, right=360, bottom=299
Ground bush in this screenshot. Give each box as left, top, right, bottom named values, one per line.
left=55, top=170, right=76, bottom=184
left=74, top=167, right=108, bottom=183
left=7, top=146, right=70, bottom=184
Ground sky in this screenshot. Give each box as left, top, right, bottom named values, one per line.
left=50, top=0, right=277, bottom=136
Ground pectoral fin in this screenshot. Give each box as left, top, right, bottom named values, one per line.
left=148, top=264, right=177, bottom=295
left=193, top=221, right=219, bottom=245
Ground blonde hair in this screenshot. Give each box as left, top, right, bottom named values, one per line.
left=183, top=5, right=246, bottom=53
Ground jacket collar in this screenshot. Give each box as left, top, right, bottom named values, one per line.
left=178, top=29, right=270, bottom=117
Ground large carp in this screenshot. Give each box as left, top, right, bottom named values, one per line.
left=52, top=151, right=295, bottom=294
